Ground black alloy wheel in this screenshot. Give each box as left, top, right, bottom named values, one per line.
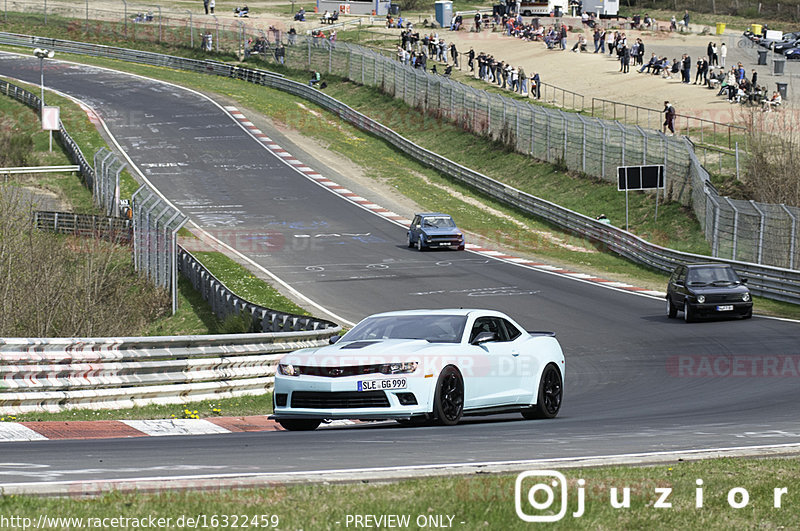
left=434, top=366, right=464, bottom=425
left=522, top=364, right=563, bottom=420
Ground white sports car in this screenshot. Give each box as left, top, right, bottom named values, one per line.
left=272, top=309, right=565, bottom=431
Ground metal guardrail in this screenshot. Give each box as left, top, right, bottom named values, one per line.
left=0, top=33, right=797, bottom=303
left=178, top=247, right=339, bottom=333
left=1, top=164, right=79, bottom=175
left=0, top=330, right=339, bottom=414
left=33, top=210, right=132, bottom=242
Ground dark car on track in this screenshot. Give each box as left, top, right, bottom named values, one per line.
left=666, top=263, right=753, bottom=322
left=407, top=213, right=465, bottom=251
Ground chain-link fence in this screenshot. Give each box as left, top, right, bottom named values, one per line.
left=131, top=185, right=187, bottom=314
left=92, top=147, right=125, bottom=217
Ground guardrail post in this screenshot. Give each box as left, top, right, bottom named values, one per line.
left=635, top=126, right=647, bottom=165
left=735, top=142, right=740, bottom=181
left=577, top=115, right=586, bottom=172
left=599, top=121, right=606, bottom=179
left=781, top=204, right=797, bottom=270
left=750, top=200, right=766, bottom=265
left=724, top=197, right=740, bottom=260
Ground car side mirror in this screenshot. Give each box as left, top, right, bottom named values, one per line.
left=674, top=280, right=685, bottom=287
left=471, top=331, right=497, bottom=345
left=329, top=335, right=341, bottom=344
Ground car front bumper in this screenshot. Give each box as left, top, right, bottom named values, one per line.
left=273, top=373, right=433, bottom=420
left=690, top=301, right=752, bottom=317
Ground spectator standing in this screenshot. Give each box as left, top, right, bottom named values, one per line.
left=533, top=72, right=541, bottom=99
left=275, top=43, right=285, bottom=64
left=682, top=54, right=691, bottom=83
left=560, top=24, right=568, bottom=50
left=203, top=0, right=209, bottom=15
left=592, top=28, right=601, bottom=53
left=519, top=67, right=527, bottom=95
left=663, top=101, right=676, bottom=135
left=751, top=69, right=758, bottom=86
left=450, top=42, right=458, bottom=66
left=670, top=15, right=677, bottom=31
left=619, top=44, right=629, bottom=72
left=208, top=0, right=214, bottom=14
left=682, top=10, right=690, bottom=31
left=694, top=58, right=708, bottom=84
left=474, top=13, right=481, bottom=31
left=720, top=42, right=727, bottom=67
left=468, top=48, right=475, bottom=71
left=597, top=29, right=606, bottom=53
left=288, top=27, right=297, bottom=45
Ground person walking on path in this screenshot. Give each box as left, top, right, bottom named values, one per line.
left=663, top=101, right=676, bottom=135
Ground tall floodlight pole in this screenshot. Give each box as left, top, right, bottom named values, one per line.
left=33, top=48, right=54, bottom=111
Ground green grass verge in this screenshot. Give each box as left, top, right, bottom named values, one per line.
left=1, top=392, right=272, bottom=422
left=2, top=457, right=799, bottom=528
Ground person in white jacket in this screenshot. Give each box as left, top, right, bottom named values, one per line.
left=720, top=42, right=727, bottom=67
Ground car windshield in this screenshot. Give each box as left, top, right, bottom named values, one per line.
left=422, top=216, right=456, bottom=228
left=686, top=266, right=741, bottom=286
left=342, top=315, right=468, bottom=344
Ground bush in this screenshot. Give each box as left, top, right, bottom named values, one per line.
left=0, top=189, right=169, bottom=337
left=0, top=131, right=35, bottom=167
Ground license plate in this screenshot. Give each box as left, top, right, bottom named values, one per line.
left=358, top=378, right=407, bottom=391
left=716, top=305, right=734, bottom=311
left=439, top=242, right=451, bottom=246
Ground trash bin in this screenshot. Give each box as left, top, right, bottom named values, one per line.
left=716, top=22, right=726, bottom=35
left=774, top=58, right=785, bottom=75
left=751, top=23, right=763, bottom=35
left=758, top=49, right=768, bottom=65
left=389, top=3, right=400, bottom=15
left=776, top=82, right=788, bottom=99
left=554, top=6, right=563, bottom=17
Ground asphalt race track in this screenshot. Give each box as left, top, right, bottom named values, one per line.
left=1, top=53, right=799, bottom=488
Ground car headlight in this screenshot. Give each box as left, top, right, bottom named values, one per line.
left=379, top=361, right=418, bottom=374
left=278, top=363, right=300, bottom=376
left=742, top=293, right=751, bottom=302
left=697, top=295, right=706, bottom=303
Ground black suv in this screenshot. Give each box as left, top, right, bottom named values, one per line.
left=666, top=263, right=753, bottom=322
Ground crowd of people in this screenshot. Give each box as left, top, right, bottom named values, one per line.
left=396, top=27, right=542, bottom=98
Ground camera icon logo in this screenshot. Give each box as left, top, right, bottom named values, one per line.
left=515, top=470, right=568, bottom=522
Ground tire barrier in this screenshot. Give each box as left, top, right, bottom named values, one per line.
left=0, top=330, right=339, bottom=414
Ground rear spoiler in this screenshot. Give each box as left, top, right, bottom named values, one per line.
left=527, top=331, right=556, bottom=337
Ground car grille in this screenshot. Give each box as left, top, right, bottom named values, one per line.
left=290, top=391, right=390, bottom=409
left=703, top=293, right=747, bottom=303
left=295, top=365, right=383, bottom=377
left=429, top=235, right=461, bottom=243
